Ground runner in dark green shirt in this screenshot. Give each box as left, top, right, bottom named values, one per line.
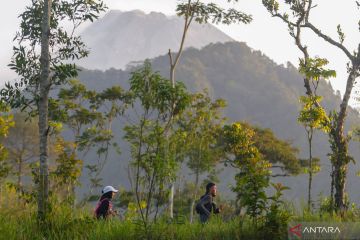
left=196, top=182, right=222, bottom=223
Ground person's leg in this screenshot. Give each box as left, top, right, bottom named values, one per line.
left=199, top=214, right=208, bottom=223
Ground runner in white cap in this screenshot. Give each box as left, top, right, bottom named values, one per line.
left=94, top=185, right=119, bottom=219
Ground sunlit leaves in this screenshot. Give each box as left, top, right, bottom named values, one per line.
left=298, top=95, right=330, bottom=132
left=300, top=157, right=321, bottom=174
left=222, top=122, right=271, bottom=220
left=299, top=58, right=337, bottom=82
left=353, top=128, right=360, bottom=142
left=0, top=103, right=14, bottom=180
left=222, top=123, right=258, bottom=162
left=51, top=137, right=83, bottom=188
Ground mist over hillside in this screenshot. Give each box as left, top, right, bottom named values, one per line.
left=77, top=10, right=234, bottom=70
left=77, top=41, right=360, bottom=203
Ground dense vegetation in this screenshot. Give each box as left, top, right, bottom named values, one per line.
left=0, top=0, right=359, bottom=239
left=78, top=42, right=360, bottom=201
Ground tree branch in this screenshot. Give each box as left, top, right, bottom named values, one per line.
left=304, top=22, right=355, bottom=62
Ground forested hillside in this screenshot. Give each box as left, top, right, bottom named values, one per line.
left=78, top=41, right=360, bottom=201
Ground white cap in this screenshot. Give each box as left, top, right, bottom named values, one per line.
left=102, top=185, right=118, bottom=194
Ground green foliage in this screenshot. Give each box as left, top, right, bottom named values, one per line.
left=176, top=0, right=252, bottom=25
left=0, top=202, right=260, bottom=240
left=353, top=128, right=360, bottom=142
left=51, top=138, right=83, bottom=203
left=177, top=91, right=227, bottom=220
left=0, top=0, right=106, bottom=112
left=50, top=79, right=127, bottom=153
left=328, top=112, right=354, bottom=166
left=263, top=0, right=359, bottom=212
left=299, top=157, right=321, bottom=174
left=262, top=0, right=279, bottom=14
left=298, top=95, right=330, bottom=132
left=319, top=196, right=335, bottom=215
left=262, top=183, right=291, bottom=240
left=2, top=113, right=39, bottom=197
left=0, top=103, right=14, bottom=181
left=50, top=79, right=130, bottom=200
left=77, top=41, right=360, bottom=188
left=299, top=58, right=337, bottom=82
left=337, top=24, right=346, bottom=44
left=244, top=123, right=301, bottom=175
left=124, top=61, right=191, bottom=224
left=222, top=123, right=271, bottom=222
left=179, top=91, right=226, bottom=180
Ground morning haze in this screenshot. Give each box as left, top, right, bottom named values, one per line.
left=1, top=0, right=358, bottom=103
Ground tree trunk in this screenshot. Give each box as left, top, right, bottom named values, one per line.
left=307, top=129, right=313, bottom=212
left=332, top=70, right=357, bottom=211
left=0, top=184, right=2, bottom=207
left=333, top=131, right=348, bottom=212
left=17, top=157, right=22, bottom=189
left=168, top=70, right=175, bottom=219
left=168, top=2, right=193, bottom=218
left=189, top=171, right=199, bottom=223
left=38, top=0, right=52, bottom=221
left=169, top=183, right=174, bottom=219
left=330, top=164, right=335, bottom=215
left=304, top=20, right=360, bottom=212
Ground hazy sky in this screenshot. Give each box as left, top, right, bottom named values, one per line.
left=1, top=0, right=359, bottom=106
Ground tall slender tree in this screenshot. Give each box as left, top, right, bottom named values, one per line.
left=124, top=62, right=190, bottom=227
left=167, top=0, right=253, bottom=218
left=262, top=0, right=360, bottom=211
left=38, top=0, right=52, bottom=220
left=1, top=0, right=106, bottom=220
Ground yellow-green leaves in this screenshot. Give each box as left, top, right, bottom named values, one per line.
left=298, top=95, right=330, bottom=132
left=0, top=103, right=14, bottom=179
left=300, top=158, right=321, bottom=174
left=299, top=58, right=337, bottom=81
left=52, top=137, right=83, bottom=192
left=49, top=121, right=63, bottom=135
left=222, top=122, right=272, bottom=220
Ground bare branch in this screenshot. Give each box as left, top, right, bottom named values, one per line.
left=304, top=22, right=355, bottom=62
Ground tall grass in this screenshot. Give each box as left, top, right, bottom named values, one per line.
left=2, top=187, right=360, bottom=240
left=0, top=203, right=261, bottom=240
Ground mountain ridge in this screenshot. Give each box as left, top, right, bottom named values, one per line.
left=77, top=10, right=234, bottom=70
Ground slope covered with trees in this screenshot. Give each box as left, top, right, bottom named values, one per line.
left=78, top=41, right=360, bottom=202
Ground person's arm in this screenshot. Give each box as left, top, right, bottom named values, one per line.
left=97, top=199, right=110, bottom=219
left=213, top=202, right=220, bottom=214
left=198, top=195, right=211, bottom=216
left=108, top=203, right=118, bottom=216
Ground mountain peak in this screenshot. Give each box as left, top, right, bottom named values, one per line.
left=79, top=10, right=234, bottom=70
